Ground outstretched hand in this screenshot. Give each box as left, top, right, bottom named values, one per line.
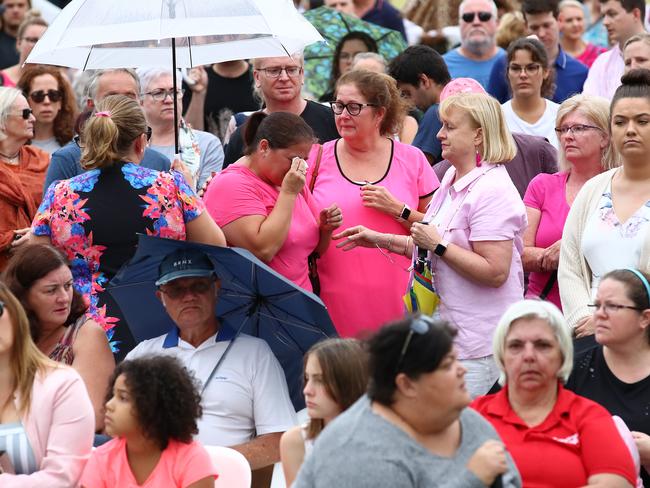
left=333, top=225, right=382, bottom=251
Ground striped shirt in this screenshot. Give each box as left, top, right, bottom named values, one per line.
left=0, top=422, right=38, bottom=474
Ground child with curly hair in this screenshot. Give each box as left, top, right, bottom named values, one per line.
left=80, top=355, right=217, bottom=487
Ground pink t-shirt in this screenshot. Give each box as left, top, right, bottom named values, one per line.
left=80, top=437, right=217, bottom=488
left=308, top=139, right=439, bottom=337
left=203, top=164, right=320, bottom=291
left=523, top=172, right=570, bottom=309
left=424, top=163, right=526, bottom=360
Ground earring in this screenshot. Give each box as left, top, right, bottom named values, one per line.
left=475, top=149, right=482, bottom=167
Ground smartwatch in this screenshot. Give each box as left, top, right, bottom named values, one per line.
left=434, top=239, right=449, bottom=257
left=398, top=203, right=411, bottom=221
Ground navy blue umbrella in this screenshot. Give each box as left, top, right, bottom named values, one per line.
left=108, top=234, right=338, bottom=410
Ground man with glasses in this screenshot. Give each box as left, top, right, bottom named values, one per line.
left=222, top=54, right=338, bottom=168
left=127, top=249, right=295, bottom=487
left=43, top=69, right=170, bottom=193
left=487, top=0, right=588, bottom=103
left=443, top=0, right=506, bottom=89
left=0, top=0, right=29, bottom=69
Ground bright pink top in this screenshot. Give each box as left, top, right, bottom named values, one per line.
left=308, top=139, right=439, bottom=337
left=204, top=164, right=320, bottom=291
left=80, top=437, right=218, bottom=488
left=424, top=163, right=526, bottom=360
left=576, top=43, right=608, bottom=68
left=523, top=172, right=570, bottom=309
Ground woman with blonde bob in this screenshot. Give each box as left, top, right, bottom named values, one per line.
left=0, top=281, right=94, bottom=486
left=336, top=91, right=526, bottom=398
left=623, top=33, right=650, bottom=73
left=523, top=94, right=615, bottom=310
left=472, top=300, right=638, bottom=488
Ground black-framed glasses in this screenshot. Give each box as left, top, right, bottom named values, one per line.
left=395, top=315, right=433, bottom=373
left=508, top=63, right=542, bottom=76
left=144, top=88, right=184, bottom=102
left=329, top=101, right=377, bottom=116
left=554, top=124, right=601, bottom=136
left=461, top=11, right=493, bottom=23
left=587, top=302, right=642, bottom=314
left=0, top=300, right=4, bottom=318
left=12, top=108, right=32, bottom=120
left=29, top=89, right=63, bottom=103
left=158, top=279, right=214, bottom=299
left=256, top=66, right=303, bottom=78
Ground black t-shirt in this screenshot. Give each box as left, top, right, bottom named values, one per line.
left=0, top=31, right=18, bottom=70
left=565, top=346, right=650, bottom=485
left=223, top=100, right=339, bottom=168
left=182, top=65, right=259, bottom=133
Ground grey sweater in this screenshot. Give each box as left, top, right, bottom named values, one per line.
left=293, top=396, right=521, bottom=488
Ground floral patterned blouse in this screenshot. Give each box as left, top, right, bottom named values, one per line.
left=32, top=162, right=204, bottom=354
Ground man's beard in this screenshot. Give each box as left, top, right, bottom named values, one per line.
left=462, top=36, right=495, bottom=57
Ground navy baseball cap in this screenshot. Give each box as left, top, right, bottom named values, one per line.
left=155, top=249, right=217, bottom=286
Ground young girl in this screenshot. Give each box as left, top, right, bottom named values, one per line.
left=280, top=338, right=369, bottom=486
left=81, top=356, right=217, bottom=487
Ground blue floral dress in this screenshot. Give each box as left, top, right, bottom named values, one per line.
left=32, top=162, right=204, bottom=356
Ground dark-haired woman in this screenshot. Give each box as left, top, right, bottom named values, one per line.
left=80, top=355, right=217, bottom=487
left=318, top=31, right=378, bottom=102
left=560, top=70, right=650, bottom=337
left=281, top=338, right=368, bottom=486
left=2, top=243, right=115, bottom=432
left=502, top=37, right=560, bottom=148
left=566, top=269, right=650, bottom=485
left=17, top=65, right=77, bottom=154
left=203, top=111, right=342, bottom=292
left=293, top=316, right=522, bottom=488
left=30, top=95, right=226, bottom=358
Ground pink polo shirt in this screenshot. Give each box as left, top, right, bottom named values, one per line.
left=424, top=163, right=526, bottom=360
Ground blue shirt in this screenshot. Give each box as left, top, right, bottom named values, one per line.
left=361, top=0, right=406, bottom=40
left=412, top=104, right=442, bottom=164
left=443, top=48, right=506, bottom=89
left=487, top=45, right=588, bottom=104
left=43, top=142, right=171, bottom=195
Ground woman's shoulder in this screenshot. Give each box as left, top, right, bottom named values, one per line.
left=34, top=363, right=84, bottom=392
left=527, top=171, right=568, bottom=190
left=21, top=145, right=51, bottom=171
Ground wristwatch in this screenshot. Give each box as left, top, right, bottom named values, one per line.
left=434, top=239, right=449, bottom=257
left=397, top=203, right=411, bottom=221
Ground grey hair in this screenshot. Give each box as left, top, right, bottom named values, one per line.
left=136, top=67, right=183, bottom=96
left=492, top=300, right=574, bottom=385
left=351, top=52, right=387, bottom=72
left=85, top=69, right=141, bottom=103
left=558, top=0, right=584, bottom=13
left=0, top=87, right=24, bottom=142
left=458, top=0, right=498, bottom=19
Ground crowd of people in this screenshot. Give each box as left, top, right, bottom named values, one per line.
left=0, top=0, right=649, bottom=486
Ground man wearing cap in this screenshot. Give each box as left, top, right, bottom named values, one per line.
left=126, top=248, right=296, bottom=483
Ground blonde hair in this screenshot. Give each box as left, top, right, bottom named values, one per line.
left=555, top=94, right=617, bottom=172
left=558, top=0, right=584, bottom=13
left=496, top=12, right=526, bottom=50
left=81, top=95, right=147, bottom=170
left=439, top=93, right=517, bottom=163
left=624, top=31, right=650, bottom=50
left=0, top=282, right=57, bottom=416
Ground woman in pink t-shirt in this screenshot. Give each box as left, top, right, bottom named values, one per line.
left=81, top=355, right=217, bottom=488
left=523, top=94, right=615, bottom=309
left=204, top=112, right=342, bottom=292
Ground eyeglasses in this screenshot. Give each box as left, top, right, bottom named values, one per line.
left=329, top=101, right=377, bottom=116
left=554, top=124, right=601, bottom=136
left=20, top=36, right=40, bottom=44
left=461, top=11, right=493, bottom=23
left=395, top=315, right=433, bottom=373
left=508, top=63, right=542, bottom=75
left=0, top=300, right=4, bottom=318
left=587, top=302, right=642, bottom=314
left=158, top=279, right=214, bottom=299
left=144, top=89, right=184, bottom=102
left=11, top=108, right=32, bottom=120
left=256, top=66, right=303, bottom=78
left=29, top=89, right=62, bottom=103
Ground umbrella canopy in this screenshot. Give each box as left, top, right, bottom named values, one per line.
left=303, top=6, right=407, bottom=100
left=108, top=235, right=338, bottom=410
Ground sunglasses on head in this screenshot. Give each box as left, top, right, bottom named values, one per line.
left=395, top=315, right=434, bottom=373
left=462, top=11, right=493, bottom=22
left=29, top=89, right=63, bottom=103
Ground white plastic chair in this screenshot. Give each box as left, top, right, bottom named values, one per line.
left=204, top=445, right=252, bottom=488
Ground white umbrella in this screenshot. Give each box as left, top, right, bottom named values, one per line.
left=26, top=0, right=324, bottom=150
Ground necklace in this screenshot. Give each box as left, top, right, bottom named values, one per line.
left=0, top=150, right=20, bottom=165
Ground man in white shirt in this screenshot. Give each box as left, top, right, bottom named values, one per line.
left=126, top=248, right=296, bottom=479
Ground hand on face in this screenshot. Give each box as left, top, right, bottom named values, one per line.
left=280, top=157, right=307, bottom=195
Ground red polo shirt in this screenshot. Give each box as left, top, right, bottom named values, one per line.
left=471, top=384, right=636, bottom=487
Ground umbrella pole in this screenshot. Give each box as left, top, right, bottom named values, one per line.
left=172, top=37, right=180, bottom=154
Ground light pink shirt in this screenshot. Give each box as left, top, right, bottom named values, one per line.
left=582, top=46, right=624, bottom=100
left=424, top=163, right=526, bottom=360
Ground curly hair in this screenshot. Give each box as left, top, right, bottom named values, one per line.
left=17, top=65, right=78, bottom=146
left=107, top=355, right=202, bottom=450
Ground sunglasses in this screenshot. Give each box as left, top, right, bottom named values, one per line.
left=29, top=89, right=63, bottom=103
left=461, top=11, right=493, bottom=23
left=395, top=315, right=433, bottom=373
left=13, top=108, right=32, bottom=120
left=0, top=300, right=3, bottom=318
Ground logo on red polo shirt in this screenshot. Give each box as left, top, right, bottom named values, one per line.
left=552, top=433, right=579, bottom=445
